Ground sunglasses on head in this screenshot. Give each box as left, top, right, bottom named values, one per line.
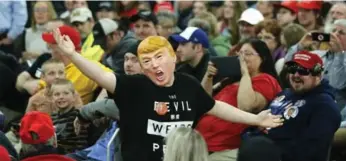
left=287, top=65, right=311, bottom=76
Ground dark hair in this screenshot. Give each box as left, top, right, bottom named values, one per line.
left=242, top=38, right=279, bottom=81
left=213, top=38, right=280, bottom=96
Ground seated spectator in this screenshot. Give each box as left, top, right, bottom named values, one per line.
left=19, top=111, right=75, bottom=161
left=50, top=79, right=88, bottom=154
left=324, top=2, right=346, bottom=33
left=130, top=10, right=159, bottom=40
left=19, top=1, right=57, bottom=64
left=66, top=40, right=142, bottom=161
left=217, top=1, right=247, bottom=45
left=194, top=11, right=231, bottom=56
left=227, top=8, right=264, bottom=56
left=297, top=1, right=323, bottom=31
left=256, top=1, right=277, bottom=20
left=197, top=38, right=281, bottom=161
left=172, top=27, right=211, bottom=82
left=267, top=51, right=341, bottom=161
left=285, top=19, right=346, bottom=110
left=274, top=0, right=298, bottom=27
left=70, top=7, right=104, bottom=62
left=95, top=1, right=116, bottom=20
left=163, top=127, right=209, bottom=161
left=237, top=136, right=281, bottom=161
left=26, top=59, right=83, bottom=114
left=255, top=19, right=285, bottom=74
left=156, top=10, right=179, bottom=39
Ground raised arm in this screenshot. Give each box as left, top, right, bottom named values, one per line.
left=53, top=28, right=116, bottom=93
left=208, top=100, right=282, bottom=128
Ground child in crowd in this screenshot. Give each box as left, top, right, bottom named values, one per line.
left=50, top=79, right=88, bottom=154
left=26, top=59, right=83, bottom=114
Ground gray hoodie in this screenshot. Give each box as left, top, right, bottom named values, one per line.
left=103, top=31, right=137, bottom=74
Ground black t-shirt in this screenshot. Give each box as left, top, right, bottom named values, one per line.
left=112, top=72, right=215, bottom=161
left=26, top=53, right=52, bottom=79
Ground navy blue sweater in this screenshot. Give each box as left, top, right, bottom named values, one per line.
left=267, top=79, right=341, bottom=161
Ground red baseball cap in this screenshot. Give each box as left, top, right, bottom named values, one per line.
left=0, top=146, right=10, bottom=161
left=287, top=50, right=323, bottom=69
left=297, top=0, right=322, bottom=10
left=42, top=25, right=81, bottom=51
left=154, top=2, right=174, bottom=14
left=19, top=111, right=55, bottom=145
left=275, top=0, right=298, bottom=14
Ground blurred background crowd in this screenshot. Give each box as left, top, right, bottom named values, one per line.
left=0, top=0, right=346, bottom=161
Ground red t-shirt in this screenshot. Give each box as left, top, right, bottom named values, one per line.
left=195, top=73, right=282, bottom=152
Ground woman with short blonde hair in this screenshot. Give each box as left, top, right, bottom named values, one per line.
left=164, top=127, right=209, bottom=161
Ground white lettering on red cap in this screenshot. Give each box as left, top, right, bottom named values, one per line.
left=294, top=54, right=311, bottom=61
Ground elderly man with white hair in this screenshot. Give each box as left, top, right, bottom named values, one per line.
left=324, top=2, right=346, bottom=33
left=285, top=19, right=346, bottom=110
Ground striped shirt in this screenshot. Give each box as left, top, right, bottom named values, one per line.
left=51, top=107, right=88, bottom=154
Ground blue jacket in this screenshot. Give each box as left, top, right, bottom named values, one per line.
left=268, top=79, right=341, bottom=161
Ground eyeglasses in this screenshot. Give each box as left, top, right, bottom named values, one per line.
left=237, top=51, right=258, bottom=56
left=287, top=65, right=311, bottom=76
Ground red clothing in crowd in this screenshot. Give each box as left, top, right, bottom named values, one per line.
left=21, top=154, right=75, bottom=161
left=196, top=73, right=282, bottom=152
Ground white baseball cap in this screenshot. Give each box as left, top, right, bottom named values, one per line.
left=70, top=7, right=93, bottom=23
left=93, top=18, right=119, bottom=38
left=238, top=8, right=264, bottom=25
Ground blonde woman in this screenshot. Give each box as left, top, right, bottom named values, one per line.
left=18, top=1, right=57, bottom=63
left=164, top=127, right=209, bottom=161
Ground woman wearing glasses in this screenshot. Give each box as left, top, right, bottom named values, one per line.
left=197, top=38, right=282, bottom=161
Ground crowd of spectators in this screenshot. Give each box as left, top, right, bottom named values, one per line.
left=0, top=0, right=346, bottom=161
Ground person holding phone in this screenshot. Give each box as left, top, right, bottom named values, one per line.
left=285, top=19, right=346, bottom=110
left=197, top=38, right=282, bottom=161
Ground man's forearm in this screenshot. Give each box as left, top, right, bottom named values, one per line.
left=68, top=52, right=115, bottom=93
left=208, top=101, right=259, bottom=126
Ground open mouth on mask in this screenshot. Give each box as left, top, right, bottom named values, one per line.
left=155, top=70, right=164, bottom=81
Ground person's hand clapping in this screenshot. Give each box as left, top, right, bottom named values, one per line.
left=256, top=109, right=283, bottom=128
left=53, top=28, right=76, bottom=57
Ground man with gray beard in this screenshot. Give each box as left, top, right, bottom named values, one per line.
left=227, top=8, right=264, bottom=56
left=324, top=2, right=346, bottom=33
left=285, top=19, right=346, bottom=110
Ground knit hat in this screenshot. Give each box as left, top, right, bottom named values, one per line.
left=126, top=40, right=142, bottom=56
